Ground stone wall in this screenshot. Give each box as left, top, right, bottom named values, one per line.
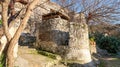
left=35, top=17, right=69, bottom=54
left=66, top=13, right=95, bottom=67
left=27, top=0, right=68, bottom=35
left=66, top=22, right=92, bottom=62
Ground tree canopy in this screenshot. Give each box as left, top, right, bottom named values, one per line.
left=52, top=0, right=120, bottom=24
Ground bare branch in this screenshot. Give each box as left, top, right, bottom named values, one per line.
left=54, top=0, right=120, bottom=23
left=1, top=0, right=12, bottom=41
left=7, top=0, right=39, bottom=66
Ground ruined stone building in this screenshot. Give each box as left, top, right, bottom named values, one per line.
left=34, top=6, right=93, bottom=66
left=0, top=0, right=94, bottom=66
left=33, top=0, right=70, bottom=55
left=33, top=0, right=93, bottom=58
left=0, top=0, right=70, bottom=55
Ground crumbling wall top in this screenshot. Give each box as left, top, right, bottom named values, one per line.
left=42, top=9, right=70, bottom=20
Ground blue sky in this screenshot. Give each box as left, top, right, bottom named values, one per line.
left=51, top=0, right=120, bottom=24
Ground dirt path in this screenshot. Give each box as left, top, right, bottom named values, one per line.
left=14, top=46, right=66, bottom=67
left=101, top=57, right=120, bottom=67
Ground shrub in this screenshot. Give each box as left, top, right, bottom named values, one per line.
left=99, top=36, right=120, bottom=53
left=0, top=54, right=5, bottom=67
left=90, top=32, right=120, bottom=53
left=0, top=20, right=2, bottom=25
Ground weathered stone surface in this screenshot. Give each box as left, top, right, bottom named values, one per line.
left=19, top=33, right=36, bottom=46
left=42, top=9, right=70, bottom=20
left=35, top=17, right=69, bottom=55
left=67, top=22, right=91, bottom=59
left=28, top=0, right=69, bottom=35
left=90, top=40, right=97, bottom=54
left=66, top=13, right=95, bottom=67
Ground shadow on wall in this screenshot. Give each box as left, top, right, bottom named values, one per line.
left=37, top=29, right=69, bottom=46
left=51, top=30, right=69, bottom=46
left=18, top=33, right=36, bottom=46
left=35, top=18, right=70, bottom=55
left=36, top=29, right=70, bottom=56
left=37, top=18, right=69, bottom=45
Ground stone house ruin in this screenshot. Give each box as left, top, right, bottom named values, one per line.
left=34, top=1, right=93, bottom=59
left=0, top=0, right=93, bottom=64
left=0, top=0, right=94, bottom=66
left=35, top=9, right=70, bottom=55
left=35, top=9, right=93, bottom=66
left=24, top=0, right=68, bottom=35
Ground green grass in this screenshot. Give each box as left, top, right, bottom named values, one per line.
left=0, top=20, right=2, bottom=25
left=29, top=49, right=39, bottom=54
left=37, top=50, right=57, bottom=59
left=98, top=60, right=106, bottom=67
left=0, top=54, right=5, bottom=67
left=28, top=49, right=58, bottom=59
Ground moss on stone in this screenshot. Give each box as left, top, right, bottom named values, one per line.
left=37, top=50, right=58, bottom=59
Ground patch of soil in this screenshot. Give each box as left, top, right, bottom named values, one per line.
left=15, top=46, right=66, bottom=67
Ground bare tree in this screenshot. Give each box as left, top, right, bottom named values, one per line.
left=0, top=0, right=39, bottom=67
left=53, top=0, right=120, bottom=24
left=52, top=0, right=120, bottom=67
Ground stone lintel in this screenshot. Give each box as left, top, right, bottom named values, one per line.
left=42, top=9, right=70, bottom=20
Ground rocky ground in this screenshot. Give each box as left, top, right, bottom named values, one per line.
left=14, top=46, right=67, bottom=67
left=14, top=45, right=120, bottom=67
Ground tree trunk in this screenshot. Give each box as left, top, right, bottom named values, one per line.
left=0, top=26, right=18, bottom=58
left=66, top=13, right=95, bottom=67
left=1, top=0, right=11, bottom=41
left=6, top=0, right=39, bottom=67
left=0, top=0, right=11, bottom=57
left=0, top=0, right=20, bottom=59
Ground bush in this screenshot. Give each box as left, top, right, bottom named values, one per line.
left=0, top=20, right=2, bottom=25
left=99, top=36, right=120, bottom=53
left=0, top=54, right=5, bottom=67
left=90, top=32, right=120, bottom=53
